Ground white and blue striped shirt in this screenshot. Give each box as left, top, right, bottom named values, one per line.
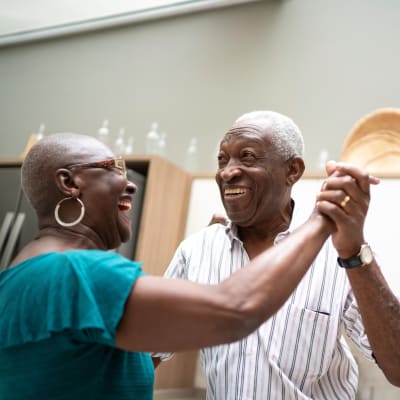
left=158, top=204, right=374, bottom=399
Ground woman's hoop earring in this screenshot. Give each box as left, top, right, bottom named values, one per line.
left=54, top=197, right=85, bottom=227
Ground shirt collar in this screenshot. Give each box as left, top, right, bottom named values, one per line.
left=224, top=199, right=309, bottom=248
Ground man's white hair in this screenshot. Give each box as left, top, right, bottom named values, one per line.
left=235, top=110, right=305, bottom=159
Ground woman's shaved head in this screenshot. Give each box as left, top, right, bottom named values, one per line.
left=21, top=133, right=109, bottom=216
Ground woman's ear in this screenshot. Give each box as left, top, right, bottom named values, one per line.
left=286, top=157, right=305, bottom=186
left=55, top=168, right=79, bottom=196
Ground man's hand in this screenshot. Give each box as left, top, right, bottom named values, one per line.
left=316, top=161, right=379, bottom=258
left=208, top=212, right=228, bottom=226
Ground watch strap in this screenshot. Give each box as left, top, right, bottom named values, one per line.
left=337, top=255, right=363, bottom=269
left=337, top=243, right=373, bottom=269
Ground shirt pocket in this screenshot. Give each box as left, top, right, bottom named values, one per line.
left=264, top=303, right=337, bottom=386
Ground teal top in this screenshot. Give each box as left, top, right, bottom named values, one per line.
left=0, top=249, right=154, bottom=400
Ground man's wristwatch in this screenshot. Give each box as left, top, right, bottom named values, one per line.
left=337, top=244, right=374, bottom=269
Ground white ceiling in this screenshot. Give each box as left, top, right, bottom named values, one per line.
left=0, top=0, right=176, bottom=35
left=0, top=0, right=259, bottom=45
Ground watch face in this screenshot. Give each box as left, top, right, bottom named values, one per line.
left=360, top=245, right=373, bottom=265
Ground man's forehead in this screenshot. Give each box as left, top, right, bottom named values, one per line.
left=222, top=123, right=273, bottom=143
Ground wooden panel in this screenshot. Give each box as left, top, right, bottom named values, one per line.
left=154, top=351, right=199, bottom=389
left=123, top=156, right=197, bottom=389
left=130, top=155, right=192, bottom=276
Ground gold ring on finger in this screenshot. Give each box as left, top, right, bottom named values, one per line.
left=340, top=195, right=350, bottom=208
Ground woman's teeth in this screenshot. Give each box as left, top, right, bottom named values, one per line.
left=118, top=200, right=132, bottom=211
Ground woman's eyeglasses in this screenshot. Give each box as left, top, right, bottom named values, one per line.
left=68, top=157, right=127, bottom=178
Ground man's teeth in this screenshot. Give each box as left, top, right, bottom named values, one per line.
left=225, top=188, right=247, bottom=195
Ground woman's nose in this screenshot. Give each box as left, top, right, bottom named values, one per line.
left=126, top=180, right=137, bottom=194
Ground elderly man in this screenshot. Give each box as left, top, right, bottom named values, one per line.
left=154, top=111, right=400, bottom=399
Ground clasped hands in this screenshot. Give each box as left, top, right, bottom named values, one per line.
left=316, top=160, right=380, bottom=259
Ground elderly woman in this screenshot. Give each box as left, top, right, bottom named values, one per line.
left=0, top=132, right=373, bottom=399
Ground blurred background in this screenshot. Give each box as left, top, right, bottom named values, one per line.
left=1, top=0, right=400, bottom=173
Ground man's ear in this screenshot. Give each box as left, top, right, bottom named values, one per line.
left=55, top=168, right=79, bottom=197
left=286, top=157, right=305, bottom=186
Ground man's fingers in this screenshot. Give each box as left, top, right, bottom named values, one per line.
left=335, top=162, right=380, bottom=186
left=325, top=160, right=337, bottom=176
left=323, top=161, right=379, bottom=198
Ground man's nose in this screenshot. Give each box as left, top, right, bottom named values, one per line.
left=219, top=159, right=243, bottom=181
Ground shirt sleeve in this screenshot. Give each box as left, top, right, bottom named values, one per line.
left=0, top=250, right=144, bottom=349
left=162, top=242, right=189, bottom=279
left=342, top=253, right=400, bottom=364
left=66, top=250, right=145, bottom=346
left=342, top=288, right=375, bottom=362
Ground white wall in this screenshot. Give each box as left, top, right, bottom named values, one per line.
left=1, top=0, right=400, bottom=172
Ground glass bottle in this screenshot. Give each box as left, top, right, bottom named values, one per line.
left=113, top=128, right=126, bottom=155
left=158, top=132, right=167, bottom=158
left=145, top=122, right=160, bottom=154
left=317, top=148, right=329, bottom=171
left=125, top=136, right=135, bottom=155
left=36, top=123, right=46, bottom=140
left=97, top=119, right=110, bottom=147
left=185, top=137, right=199, bottom=172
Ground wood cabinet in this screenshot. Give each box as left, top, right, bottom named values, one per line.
left=122, top=155, right=192, bottom=276
left=123, top=155, right=197, bottom=390
left=0, top=155, right=197, bottom=389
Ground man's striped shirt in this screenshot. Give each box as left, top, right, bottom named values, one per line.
left=157, top=204, right=374, bottom=399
